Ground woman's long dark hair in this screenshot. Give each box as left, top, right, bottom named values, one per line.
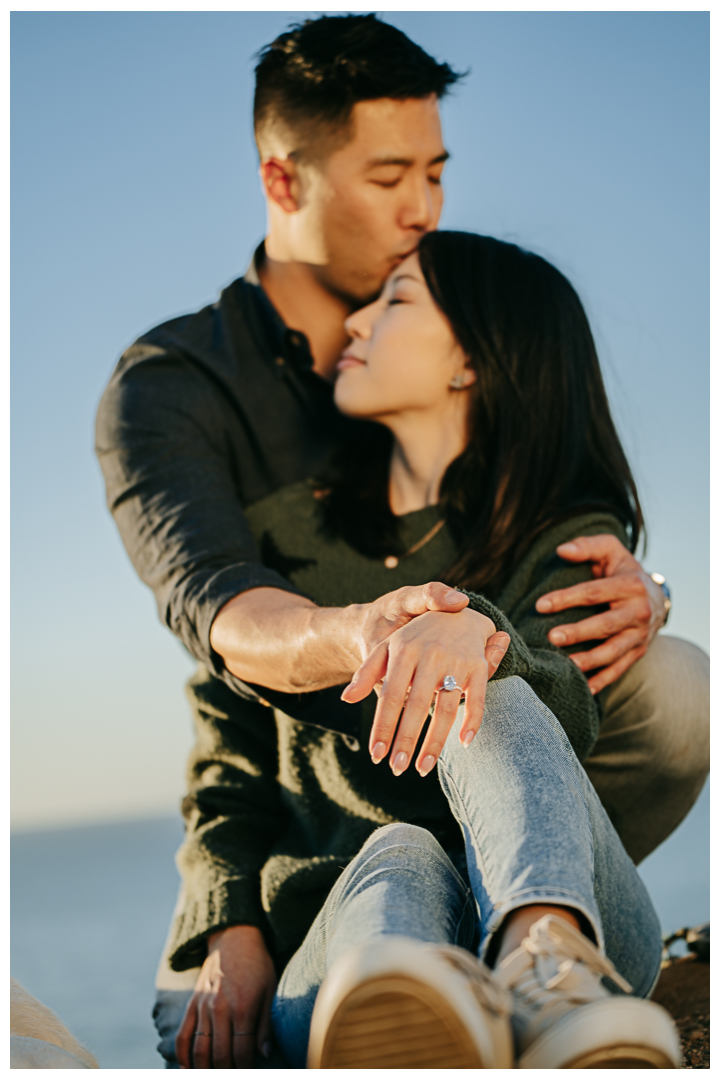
left=319, top=231, right=643, bottom=596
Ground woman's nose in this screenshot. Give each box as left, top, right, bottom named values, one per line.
left=344, top=313, right=362, bottom=340
left=345, top=307, right=373, bottom=340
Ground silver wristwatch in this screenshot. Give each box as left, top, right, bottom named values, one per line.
left=650, top=572, right=672, bottom=625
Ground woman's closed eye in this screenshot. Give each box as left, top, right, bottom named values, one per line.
left=387, top=286, right=417, bottom=306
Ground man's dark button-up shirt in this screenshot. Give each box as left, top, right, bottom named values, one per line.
left=95, top=249, right=354, bottom=717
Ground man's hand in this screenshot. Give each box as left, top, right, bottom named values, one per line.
left=175, top=925, right=276, bottom=1069
left=343, top=607, right=510, bottom=776
left=535, top=534, right=667, bottom=695
left=353, top=582, right=473, bottom=660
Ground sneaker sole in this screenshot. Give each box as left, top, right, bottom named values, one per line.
left=518, top=996, right=682, bottom=1069
left=307, top=937, right=512, bottom=1069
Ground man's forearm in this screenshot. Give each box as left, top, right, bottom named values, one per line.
left=210, top=588, right=365, bottom=693
left=209, top=582, right=473, bottom=694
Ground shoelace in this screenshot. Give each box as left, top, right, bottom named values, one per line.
left=498, top=917, right=632, bottom=1035
left=432, top=944, right=512, bottom=1017
left=524, top=922, right=631, bottom=993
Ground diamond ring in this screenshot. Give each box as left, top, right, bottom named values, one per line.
left=440, top=675, right=459, bottom=692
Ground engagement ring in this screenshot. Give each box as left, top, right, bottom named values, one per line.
left=441, top=675, right=458, bottom=692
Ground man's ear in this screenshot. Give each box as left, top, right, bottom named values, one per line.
left=260, top=158, right=301, bottom=214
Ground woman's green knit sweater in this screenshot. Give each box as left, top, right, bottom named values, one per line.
left=167, top=482, right=628, bottom=972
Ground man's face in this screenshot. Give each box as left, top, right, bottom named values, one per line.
left=299, top=96, right=447, bottom=305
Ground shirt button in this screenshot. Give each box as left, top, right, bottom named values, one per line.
left=275, top=356, right=285, bottom=367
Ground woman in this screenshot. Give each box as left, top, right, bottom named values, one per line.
left=173, top=233, right=680, bottom=1069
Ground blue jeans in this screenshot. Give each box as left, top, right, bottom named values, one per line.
left=156, top=676, right=662, bottom=1068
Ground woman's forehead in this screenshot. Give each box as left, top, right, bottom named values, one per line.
left=387, top=252, right=423, bottom=287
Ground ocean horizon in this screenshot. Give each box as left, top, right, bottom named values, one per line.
left=11, top=780, right=709, bottom=1069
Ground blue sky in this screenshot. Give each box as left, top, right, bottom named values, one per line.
left=11, top=11, right=708, bottom=828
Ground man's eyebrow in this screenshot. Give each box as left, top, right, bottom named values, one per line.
left=367, top=150, right=450, bottom=168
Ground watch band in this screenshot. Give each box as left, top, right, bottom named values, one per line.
left=650, top=572, right=672, bottom=625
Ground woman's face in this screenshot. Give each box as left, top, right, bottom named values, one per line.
left=334, top=252, right=473, bottom=423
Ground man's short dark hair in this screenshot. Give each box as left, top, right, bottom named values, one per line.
left=254, top=14, right=463, bottom=161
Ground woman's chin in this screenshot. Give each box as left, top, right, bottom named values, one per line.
left=334, top=396, right=375, bottom=419
left=334, top=384, right=373, bottom=419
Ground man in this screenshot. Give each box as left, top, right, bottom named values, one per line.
left=95, top=15, right=708, bottom=1068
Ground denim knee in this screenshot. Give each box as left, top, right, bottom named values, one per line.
left=153, top=989, right=192, bottom=1068
left=361, top=822, right=444, bottom=855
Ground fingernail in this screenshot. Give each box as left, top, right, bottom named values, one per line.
left=370, top=741, right=386, bottom=764
left=536, top=598, right=552, bottom=612
left=558, top=542, right=579, bottom=554
left=391, top=751, right=408, bottom=775
left=549, top=629, right=566, bottom=645
left=444, top=589, right=465, bottom=603
left=262, top=1042, right=272, bottom=1060
left=461, top=729, right=475, bottom=748
left=418, top=754, right=435, bottom=776
left=341, top=680, right=357, bottom=701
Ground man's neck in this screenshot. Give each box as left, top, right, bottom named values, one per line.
left=259, top=247, right=352, bottom=381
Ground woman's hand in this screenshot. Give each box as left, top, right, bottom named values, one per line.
left=342, top=607, right=510, bottom=776
left=175, top=925, right=277, bottom=1069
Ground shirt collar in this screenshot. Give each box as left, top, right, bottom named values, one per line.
left=243, top=240, right=315, bottom=373
left=243, top=241, right=264, bottom=287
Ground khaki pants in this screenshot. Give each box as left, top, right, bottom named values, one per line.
left=584, top=634, right=709, bottom=865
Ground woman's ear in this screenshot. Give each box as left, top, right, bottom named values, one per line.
left=449, top=358, right=476, bottom=390
left=460, top=361, right=477, bottom=389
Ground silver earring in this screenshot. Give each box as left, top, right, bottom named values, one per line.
left=449, top=374, right=465, bottom=389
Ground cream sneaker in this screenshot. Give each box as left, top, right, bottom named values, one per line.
left=494, top=914, right=682, bottom=1068
left=306, top=935, right=513, bottom=1068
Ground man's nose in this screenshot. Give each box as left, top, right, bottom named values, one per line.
left=400, top=176, right=439, bottom=232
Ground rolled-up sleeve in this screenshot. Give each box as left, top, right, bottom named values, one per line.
left=95, top=344, right=303, bottom=675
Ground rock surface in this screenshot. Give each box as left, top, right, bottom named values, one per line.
left=652, top=956, right=709, bottom=1069
left=11, top=1034, right=93, bottom=1068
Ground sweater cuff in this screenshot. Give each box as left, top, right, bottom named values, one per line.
left=167, top=878, right=268, bottom=972
left=459, top=589, right=531, bottom=682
